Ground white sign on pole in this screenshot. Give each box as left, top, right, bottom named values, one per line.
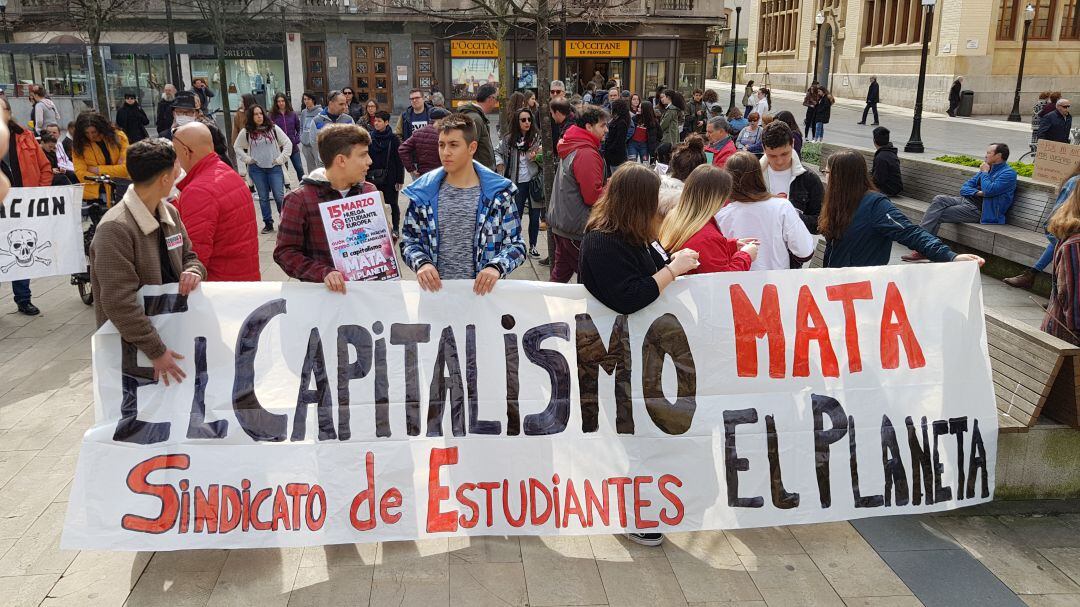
left=0, top=185, right=84, bottom=282
left=63, top=264, right=997, bottom=551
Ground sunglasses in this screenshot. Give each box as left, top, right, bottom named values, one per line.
left=519, top=117, right=532, bottom=123
left=552, top=90, right=563, bottom=94
left=344, top=91, right=354, bottom=95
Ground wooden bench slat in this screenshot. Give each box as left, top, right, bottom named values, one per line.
left=989, top=344, right=1058, bottom=382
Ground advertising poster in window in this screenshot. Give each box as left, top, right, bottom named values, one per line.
left=318, top=191, right=400, bottom=281
left=451, top=59, right=499, bottom=101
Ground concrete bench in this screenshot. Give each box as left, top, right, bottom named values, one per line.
left=810, top=240, right=1079, bottom=431
left=818, top=143, right=1059, bottom=271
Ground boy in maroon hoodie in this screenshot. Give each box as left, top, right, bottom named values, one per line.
left=545, top=105, right=608, bottom=283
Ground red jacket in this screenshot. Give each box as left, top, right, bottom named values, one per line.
left=681, top=218, right=752, bottom=274
left=13, top=127, right=52, bottom=187
left=398, top=123, right=441, bottom=175
left=176, top=153, right=261, bottom=281
left=274, top=168, right=377, bottom=282
left=707, top=137, right=738, bottom=169
left=557, top=125, right=606, bottom=206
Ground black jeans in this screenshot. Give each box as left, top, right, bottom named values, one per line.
left=861, top=102, right=879, bottom=124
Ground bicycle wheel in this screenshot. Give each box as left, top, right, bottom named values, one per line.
left=78, top=281, right=93, bottom=305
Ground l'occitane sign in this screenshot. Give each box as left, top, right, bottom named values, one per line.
left=566, top=40, right=631, bottom=58
left=451, top=40, right=499, bottom=58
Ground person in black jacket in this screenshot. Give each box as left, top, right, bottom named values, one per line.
left=580, top=163, right=699, bottom=318
left=603, top=98, right=631, bottom=169
left=367, top=110, right=405, bottom=237
left=1037, top=99, right=1072, bottom=144
left=156, top=84, right=176, bottom=138
left=812, top=89, right=833, bottom=142
left=870, top=127, right=902, bottom=196
left=819, top=149, right=983, bottom=268
left=947, top=77, right=963, bottom=117
left=858, top=76, right=880, bottom=125
left=115, top=93, right=149, bottom=144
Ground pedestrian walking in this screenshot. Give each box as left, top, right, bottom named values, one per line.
left=234, top=104, right=293, bottom=233
left=660, top=164, right=757, bottom=273
left=1037, top=99, right=1072, bottom=144
left=399, top=106, right=450, bottom=178
left=1, top=96, right=52, bottom=316
left=1005, top=164, right=1080, bottom=289
left=299, top=92, right=324, bottom=172
left=400, top=114, right=526, bottom=293
left=947, top=77, right=963, bottom=117
left=813, top=88, right=834, bottom=141
left=274, top=125, right=379, bottom=293
left=270, top=93, right=304, bottom=183
left=367, top=110, right=405, bottom=237
left=604, top=98, right=631, bottom=169
left=173, top=121, right=260, bottom=281
left=753, top=88, right=770, bottom=119
left=115, top=92, right=150, bottom=144
left=858, top=76, right=880, bottom=125
left=28, top=85, right=60, bottom=136
left=819, top=149, right=981, bottom=268
left=742, top=80, right=755, bottom=117
left=496, top=107, right=543, bottom=256
left=156, top=84, right=176, bottom=138
left=802, top=82, right=819, bottom=140
left=89, top=139, right=206, bottom=385
left=1042, top=182, right=1080, bottom=346
left=716, top=151, right=815, bottom=270
left=1031, top=91, right=1052, bottom=151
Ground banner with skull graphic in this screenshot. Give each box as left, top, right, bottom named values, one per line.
left=0, top=185, right=83, bottom=282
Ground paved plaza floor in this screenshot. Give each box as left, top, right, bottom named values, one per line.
left=1, top=212, right=1076, bottom=606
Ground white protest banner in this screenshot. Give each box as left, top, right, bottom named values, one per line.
left=63, top=264, right=997, bottom=551
left=319, top=191, right=399, bottom=281
left=0, top=185, right=82, bottom=282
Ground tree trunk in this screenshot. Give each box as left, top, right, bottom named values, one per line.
left=535, top=4, right=556, bottom=201
left=216, top=55, right=234, bottom=163
left=89, top=31, right=110, bottom=114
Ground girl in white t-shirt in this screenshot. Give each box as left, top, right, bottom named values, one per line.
left=715, top=151, right=815, bottom=270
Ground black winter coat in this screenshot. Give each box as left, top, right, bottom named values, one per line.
left=155, top=98, right=174, bottom=137
left=603, top=115, right=630, bottom=168
left=116, top=104, right=149, bottom=144
left=867, top=81, right=880, bottom=104
left=871, top=145, right=903, bottom=196
left=789, top=170, right=824, bottom=234
left=814, top=96, right=833, bottom=124
left=368, top=127, right=405, bottom=186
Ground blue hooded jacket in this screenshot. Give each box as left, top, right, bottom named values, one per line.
left=824, top=192, right=956, bottom=268
left=959, top=161, right=1018, bottom=224
left=399, top=161, right=526, bottom=277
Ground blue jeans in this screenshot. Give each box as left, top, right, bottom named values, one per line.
left=249, top=164, right=285, bottom=224
left=814, top=122, right=825, bottom=140
left=288, top=147, right=305, bottom=182
left=514, top=186, right=541, bottom=248
left=627, top=140, right=649, bottom=163
left=1035, top=233, right=1058, bottom=272
left=11, top=279, right=30, bottom=304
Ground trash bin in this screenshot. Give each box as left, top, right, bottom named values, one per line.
left=958, top=90, right=974, bottom=117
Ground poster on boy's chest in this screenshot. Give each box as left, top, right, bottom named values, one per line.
left=319, top=190, right=400, bottom=281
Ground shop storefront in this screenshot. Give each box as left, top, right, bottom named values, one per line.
left=447, top=39, right=499, bottom=107
left=563, top=39, right=630, bottom=95
left=189, top=44, right=287, bottom=114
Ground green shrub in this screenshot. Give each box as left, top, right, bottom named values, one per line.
left=933, top=154, right=1033, bottom=178
left=801, top=141, right=822, bottom=165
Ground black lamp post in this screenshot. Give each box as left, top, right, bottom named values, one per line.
left=165, top=0, right=180, bottom=87
left=728, top=6, right=740, bottom=110
left=905, top=0, right=936, bottom=153
left=280, top=3, right=291, bottom=101
left=811, top=11, right=824, bottom=84
left=0, top=0, right=9, bottom=45
left=1007, top=4, right=1035, bottom=122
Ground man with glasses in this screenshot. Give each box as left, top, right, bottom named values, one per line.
left=550, top=80, right=566, bottom=101
left=342, top=88, right=363, bottom=122
left=172, top=122, right=260, bottom=281
left=171, top=91, right=233, bottom=168
left=1038, top=98, right=1072, bottom=144
left=396, top=88, right=431, bottom=142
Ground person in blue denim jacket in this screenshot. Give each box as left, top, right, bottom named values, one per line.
left=1005, top=167, right=1080, bottom=289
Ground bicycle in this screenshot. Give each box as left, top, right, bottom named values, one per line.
left=71, top=174, right=127, bottom=305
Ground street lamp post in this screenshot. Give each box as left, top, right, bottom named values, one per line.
left=280, top=3, right=292, bottom=101
left=904, top=0, right=936, bottom=153
left=1007, top=4, right=1035, bottom=122
left=165, top=0, right=180, bottom=87
left=0, top=0, right=9, bottom=45
left=728, top=6, right=740, bottom=110
left=811, top=11, right=824, bottom=84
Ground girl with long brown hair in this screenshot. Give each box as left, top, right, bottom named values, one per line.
left=233, top=104, right=293, bottom=233
left=1043, top=181, right=1080, bottom=345
left=580, top=163, right=700, bottom=317
left=818, top=149, right=982, bottom=268
left=659, top=164, right=758, bottom=273
left=716, top=151, right=814, bottom=270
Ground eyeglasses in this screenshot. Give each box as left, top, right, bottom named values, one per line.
left=1062, top=105, right=1072, bottom=109
left=410, top=96, right=423, bottom=101
left=519, top=117, right=532, bottom=123
left=551, top=90, right=563, bottom=94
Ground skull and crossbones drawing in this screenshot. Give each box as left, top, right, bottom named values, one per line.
left=0, top=229, right=52, bottom=273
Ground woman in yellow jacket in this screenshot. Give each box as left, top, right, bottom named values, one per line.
left=72, top=111, right=130, bottom=206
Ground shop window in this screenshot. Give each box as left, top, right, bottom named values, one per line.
left=516, top=62, right=537, bottom=90
left=1030, top=0, right=1056, bottom=40
left=678, top=59, right=702, bottom=91
left=191, top=58, right=286, bottom=113
left=643, top=60, right=667, bottom=97
left=1063, top=0, right=1079, bottom=39
left=997, top=0, right=1020, bottom=40
left=451, top=58, right=498, bottom=103
left=758, top=0, right=800, bottom=53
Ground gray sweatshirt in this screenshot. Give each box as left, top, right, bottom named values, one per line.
left=234, top=125, right=292, bottom=169
left=300, top=105, right=323, bottom=146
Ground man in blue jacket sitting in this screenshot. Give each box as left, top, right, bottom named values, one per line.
left=902, top=143, right=1017, bottom=262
